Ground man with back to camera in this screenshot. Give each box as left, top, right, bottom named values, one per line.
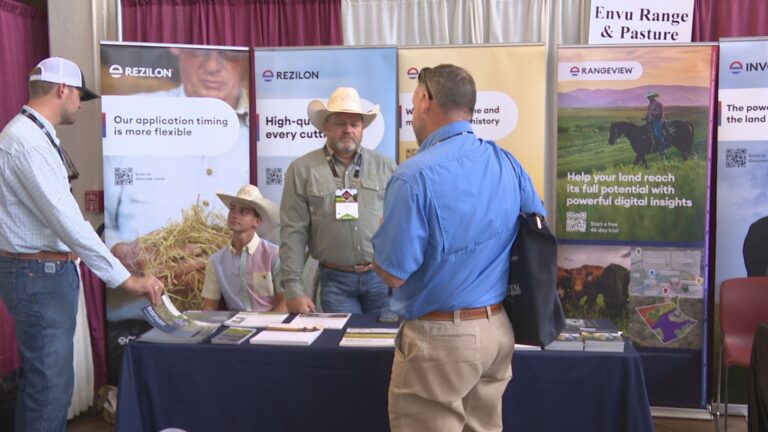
left=280, top=87, right=397, bottom=314
left=0, top=56, right=164, bottom=432
left=372, top=64, right=545, bottom=431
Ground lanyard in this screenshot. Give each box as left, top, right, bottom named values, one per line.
left=20, top=108, right=79, bottom=182
left=322, top=146, right=362, bottom=185
left=436, top=130, right=473, bottom=145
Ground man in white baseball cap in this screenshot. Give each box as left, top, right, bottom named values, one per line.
left=29, top=56, right=100, bottom=102
left=0, top=57, right=163, bottom=431
left=280, top=87, right=396, bottom=315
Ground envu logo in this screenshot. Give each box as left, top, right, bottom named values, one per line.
left=262, top=70, right=274, bottom=82
left=406, top=67, right=419, bottom=80
left=729, top=61, right=744, bottom=74
left=569, top=66, right=580, bottom=77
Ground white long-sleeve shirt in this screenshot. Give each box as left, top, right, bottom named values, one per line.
left=0, top=106, right=130, bottom=288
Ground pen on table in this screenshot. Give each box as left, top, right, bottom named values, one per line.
left=264, top=326, right=322, bottom=332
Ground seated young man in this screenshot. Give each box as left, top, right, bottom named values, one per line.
left=202, top=184, right=286, bottom=312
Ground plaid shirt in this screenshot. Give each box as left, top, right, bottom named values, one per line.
left=0, top=106, right=130, bottom=288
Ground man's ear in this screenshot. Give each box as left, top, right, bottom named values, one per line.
left=57, top=83, right=68, bottom=99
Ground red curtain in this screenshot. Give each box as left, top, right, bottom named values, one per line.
left=693, top=0, right=768, bottom=42
left=0, top=0, right=48, bottom=378
left=121, top=0, right=343, bottom=47
left=0, top=0, right=48, bottom=130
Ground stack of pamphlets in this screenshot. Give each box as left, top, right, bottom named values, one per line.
left=249, top=323, right=324, bottom=346
left=223, top=311, right=289, bottom=328
left=545, top=318, right=587, bottom=351
left=339, top=328, right=398, bottom=347
left=544, top=331, right=584, bottom=351
left=288, top=312, right=351, bottom=330
left=581, top=329, right=625, bottom=352
left=139, top=295, right=219, bottom=344
left=514, top=344, right=542, bottom=351
left=211, top=327, right=257, bottom=345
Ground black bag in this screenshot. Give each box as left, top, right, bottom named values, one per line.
left=503, top=212, right=565, bottom=347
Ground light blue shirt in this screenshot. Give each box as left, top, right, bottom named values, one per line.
left=0, top=107, right=130, bottom=288
left=372, top=121, right=544, bottom=319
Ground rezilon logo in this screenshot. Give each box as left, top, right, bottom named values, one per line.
left=569, top=66, right=580, bottom=77
left=406, top=67, right=419, bottom=80
left=108, top=64, right=123, bottom=78
left=107, top=64, right=173, bottom=79
left=729, top=61, right=744, bottom=74
left=262, top=70, right=274, bottom=82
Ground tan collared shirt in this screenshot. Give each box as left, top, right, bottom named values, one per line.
left=279, top=146, right=396, bottom=297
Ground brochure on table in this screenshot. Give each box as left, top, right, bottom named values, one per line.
left=290, top=313, right=351, bottom=330
left=141, top=295, right=219, bottom=340
left=224, top=312, right=290, bottom=328
left=340, top=328, right=398, bottom=348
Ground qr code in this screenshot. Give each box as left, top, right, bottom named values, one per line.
left=265, top=167, right=282, bottom=186
left=114, top=167, right=133, bottom=186
left=565, top=211, right=587, bottom=232
left=725, top=148, right=746, bottom=168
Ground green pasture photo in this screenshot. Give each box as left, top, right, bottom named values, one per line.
left=556, top=106, right=709, bottom=243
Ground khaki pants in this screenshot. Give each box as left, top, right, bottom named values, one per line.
left=389, top=312, right=514, bottom=432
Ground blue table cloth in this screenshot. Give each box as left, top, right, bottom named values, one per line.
left=116, top=315, right=653, bottom=432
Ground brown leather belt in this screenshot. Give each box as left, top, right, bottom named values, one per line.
left=419, top=303, right=503, bottom=321
left=321, top=262, right=374, bottom=273
left=0, top=250, right=78, bottom=261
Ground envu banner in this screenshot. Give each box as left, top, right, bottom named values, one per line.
left=716, top=38, right=768, bottom=290
left=397, top=45, right=547, bottom=199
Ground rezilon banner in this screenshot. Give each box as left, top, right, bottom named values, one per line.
left=397, top=45, right=547, bottom=198
left=716, top=38, right=768, bottom=292
left=556, top=45, right=716, bottom=408
left=100, top=42, right=251, bottom=246
left=253, top=47, right=397, bottom=208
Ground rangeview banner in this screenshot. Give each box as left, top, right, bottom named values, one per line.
left=556, top=45, right=716, bottom=408
left=253, top=47, right=397, bottom=208
left=397, top=45, right=547, bottom=198
left=716, top=38, right=768, bottom=291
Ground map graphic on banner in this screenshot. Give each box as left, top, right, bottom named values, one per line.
left=636, top=302, right=698, bottom=344
left=715, top=38, right=768, bottom=295
left=253, top=47, right=397, bottom=208
left=397, top=45, right=547, bottom=198
left=101, top=43, right=251, bottom=246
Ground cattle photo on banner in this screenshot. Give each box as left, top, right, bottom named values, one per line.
left=557, top=45, right=716, bottom=408
left=397, top=45, right=547, bottom=198
left=100, top=42, right=251, bottom=381
left=253, top=47, right=397, bottom=208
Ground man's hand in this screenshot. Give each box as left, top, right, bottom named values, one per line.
left=119, top=275, right=165, bottom=305
left=287, top=295, right=316, bottom=313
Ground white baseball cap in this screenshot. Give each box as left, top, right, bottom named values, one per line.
left=29, top=57, right=99, bottom=101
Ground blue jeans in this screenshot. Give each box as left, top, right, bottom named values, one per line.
left=319, top=267, right=390, bottom=314
left=0, top=256, right=79, bottom=432
left=650, top=119, right=668, bottom=150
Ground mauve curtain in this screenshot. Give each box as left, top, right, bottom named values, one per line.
left=693, top=0, right=768, bottom=42
left=0, top=0, right=48, bottom=129
left=0, top=0, right=48, bottom=378
left=121, top=0, right=343, bottom=46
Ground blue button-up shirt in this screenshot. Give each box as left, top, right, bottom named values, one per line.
left=372, top=121, right=544, bottom=319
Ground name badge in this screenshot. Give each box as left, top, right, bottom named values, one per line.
left=335, top=188, right=359, bottom=220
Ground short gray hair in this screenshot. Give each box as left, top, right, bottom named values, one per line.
left=422, top=64, right=476, bottom=118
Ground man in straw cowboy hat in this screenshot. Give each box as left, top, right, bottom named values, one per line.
left=280, top=87, right=396, bottom=314
left=202, top=184, right=285, bottom=312
left=645, top=91, right=669, bottom=153
left=0, top=57, right=164, bottom=432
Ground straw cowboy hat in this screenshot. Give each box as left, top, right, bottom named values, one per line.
left=307, top=87, right=379, bottom=130
left=216, top=184, right=279, bottom=236
left=646, top=91, right=659, bottom=98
